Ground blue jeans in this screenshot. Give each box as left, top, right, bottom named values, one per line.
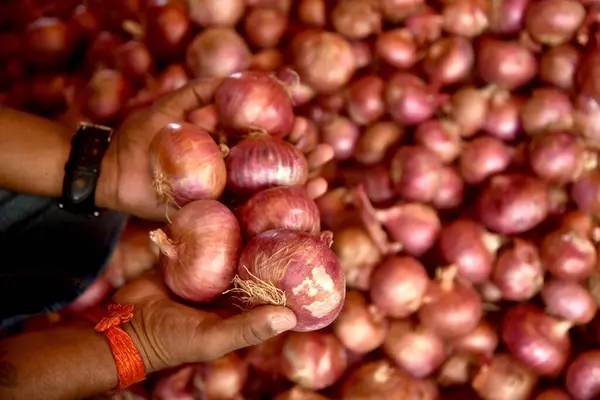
left=0, top=190, right=127, bottom=333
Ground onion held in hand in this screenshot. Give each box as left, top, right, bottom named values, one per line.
left=150, top=122, right=227, bottom=206
left=231, top=229, right=345, bottom=331
left=151, top=200, right=242, bottom=302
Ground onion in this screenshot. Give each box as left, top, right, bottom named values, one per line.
left=493, top=239, right=544, bottom=301
left=292, top=30, right=356, bottom=93
left=354, top=121, right=403, bottom=165
left=350, top=40, right=373, bottom=69
left=502, top=304, right=572, bottom=376
left=380, top=0, right=425, bottom=23
left=244, top=6, right=288, bottom=48
left=115, top=41, right=153, bottom=82
left=542, top=279, right=597, bottom=324
left=451, top=321, right=499, bottom=357
left=390, top=145, right=443, bottom=203
left=84, top=31, right=121, bottom=72
left=521, top=88, right=574, bottom=135
left=489, top=0, right=530, bottom=34
left=193, top=352, right=248, bottom=400
left=149, top=122, right=227, bottom=205
left=405, top=6, right=443, bottom=44
left=23, top=17, right=77, bottom=70
left=70, top=4, right=101, bottom=41
left=281, top=332, right=347, bottom=390
left=540, top=229, right=597, bottom=280
left=576, top=50, right=600, bottom=103
left=214, top=71, right=294, bottom=138
left=187, top=0, right=245, bottom=27
left=153, top=365, right=195, bottom=400
left=535, top=388, right=572, bottom=400
left=472, top=354, right=538, bottom=400
left=297, top=0, right=326, bottom=27
left=477, top=173, right=549, bottom=235
left=143, top=0, right=191, bottom=62
left=572, top=170, right=600, bottom=214
left=332, top=0, right=381, bottom=40
left=157, top=64, right=190, bottom=94
left=559, top=210, right=600, bottom=240
left=29, top=74, right=70, bottom=113
left=186, top=28, right=251, bottom=78
left=332, top=290, right=388, bottom=353
left=251, top=48, right=284, bottom=72
left=414, top=120, right=462, bottom=163
left=375, top=29, right=418, bottom=69
left=423, top=36, right=474, bottom=87
left=62, top=273, right=113, bottom=315
left=460, top=136, right=513, bottom=185
left=232, top=229, right=345, bottom=331
left=246, top=0, right=291, bottom=13
left=565, top=350, right=600, bottom=400
left=345, top=75, right=385, bottom=126
left=246, top=335, right=286, bottom=375
left=442, top=0, right=489, bottom=38
left=385, top=72, right=441, bottom=126
left=525, top=0, right=585, bottom=46
left=225, top=134, right=308, bottom=197
left=320, top=116, right=360, bottom=160
left=437, top=353, right=478, bottom=387
left=237, top=186, right=320, bottom=239
left=331, top=225, right=381, bottom=291
left=347, top=165, right=396, bottom=204
left=439, top=219, right=502, bottom=284
left=540, top=44, right=580, bottom=91
left=274, top=387, right=329, bottom=400
left=433, top=166, right=465, bottom=210
left=315, top=188, right=352, bottom=230
left=446, top=86, right=491, bottom=138
left=288, top=117, right=319, bottom=154
left=84, top=68, right=130, bottom=125
left=476, top=37, right=537, bottom=90
left=483, top=91, right=523, bottom=142
left=419, top=267, right=483, bottom=339
left=151, top=200, right=241, bottom=303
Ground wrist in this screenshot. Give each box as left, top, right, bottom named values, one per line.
left=95, top=140, right=119, bottom=211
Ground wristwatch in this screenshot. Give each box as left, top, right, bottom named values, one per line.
left=58, top=122, right=114, bottom=217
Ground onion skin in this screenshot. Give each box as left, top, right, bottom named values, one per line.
left=281, top=332, right=347, bottom=390
left=376, top=29, right=418, bottom=69
left=153, top=365, right=195, bottom=400
left=340, top=360, right=422, bottom=400
left=521, top=88, right=574, bottom=136
left=476, top=38, right=537, bottom=90
left=246, top=335, right=286, bottom=375
left=541, top=279, right=598, bottom=324
left=332, top=0, right=382, bottom=40
left=540, top=44, right=580, bottom=91
left=274, top=387, right=330, bottom=400
left=331, top=225, right=381, bottom=291
left=390, top=145, right=443, bottom=203
left=529, top=131, right=588, bottom=185
left=451, top=321, right=499, bottom=357
left=143, top=0, right=191, bottom=63
left=84, top=68, right=130, bottom=125
left=572, top=170, right=600, bottom=214
left=23, top=17, right=77, bottom=70
left=244, top=6, right=288, bottom=48
left=535, top=388, right=572, bottom=400
left=472, top=354, right=538, bottom=400
left=524, top=0, right=585, bottom=46
left=483, top=92, right=523, bottom=142
left=459, top=136, right=513, bottom=185
left=354, top=121, right=403, bottom=165
left=385, top=72, right=440, bottom=126
left=226, top=135, right=308, bottom=197
left=151, top=200, right=242, bottom=303
left=320, top=116, right=360, bottom=160
left=489, top=0, right=530, bottom=34
left=193, top=352, right=248, bottom=400
left=433, top=166, right=465, bottom=210
left=236, top=230, right=345, bottom=332
left=565, top=350, right=600, bottom=400
left=215, top=71, right=294, bottom=138
left=541, top=229, right=597, bottom=281
left=345, top=75, right=385, bottom=126
left=297, top=0, right=327, bottom=27
left=187, top=0, right=246, bottom=27
left=423, top=36, right=474, bottom=87
left=493, top=239, right=544, bottom=301
left=186, top=28, right=251, bottom=78
left=414, top=119, right=462, bottom=164
left=149, top=122, right=227, bottom=206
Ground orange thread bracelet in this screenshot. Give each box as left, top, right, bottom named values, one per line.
left=81, top=304, right=146, bottom=390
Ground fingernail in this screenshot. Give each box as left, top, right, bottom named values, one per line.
left=270, top=316, right=294, bottom=334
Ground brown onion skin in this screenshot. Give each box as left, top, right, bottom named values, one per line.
left=541, top=229, right=597, bottom=281
left=23, top=17, right=77, bottom=71
left=460, top=136, right=513, bottom=185
left=521, top=88, right=573, bottom=135
left=525, top=0, right=585, bottom=46
left=483, top=92, right=523, bottom=142
left=226, top=135, right=308, bottom=197
left=423, top=36, right=474, bottom=87
left=274, top=387, right=330, bottom=400
left=529, top=131, right=588, bottom=185
left=244, top=6, right=288, bottom=49
left=332, top=0, right=381, bottom=40
left=477, top=173, right=549, bottom=235
left=447, top=86, right=490, bottom=138
left=376, top=29, right=418, bottom=69
left=143, top=0, right=191, bottom=63
left=354, top=121, right=403, bottom=165
left=188, top=0, right=245, bottom=27
left=215, top=71, right=294, bottom=138
left=379, top=203, right=441, bottom=256
left=320, top=116, right=360, bottom=160
left=193, top=352, right=248, bottom=400
left=186, top=28, right=251, bottom=78
left=493, top=239, right=544, bottom=301
left=332, top=290, right=388, bottom=354
left=542, top=279, right=598, bottom=324
left=385, top=72, right=440, bottom=126
left=281, top=332, right=347, bottom=390
left=535, top=388, right=571, bottom=400
left=476, top=37, right=537, bottom=90
left=472, top=354, right=538, bottom=400
left=331, top=225, right=381, bottom=291
left=540, top=44, right=580, bottom=91
left=565, top=350, right=600, bottom=400
left=151, top=200, right=242, bottom=303
left=237, top=186, right=320, bottom=239
left=292, top=30, right=356, bottom=94
left=370, top=256, right=429, bottom=318
left=414, top=120, right=462, bottom=163
left=502, top=304, right=572, bottom=377
left=237, top=230, right=345, bottom=332
left=433, top=166, right=465, bottom=210
left=572, top=171, right=600, bottom=214
left=451, top=321, right=499, bottom=357
left=345, top=75, right=385, bottom=126
left=390, top=145, right=443, bottom=203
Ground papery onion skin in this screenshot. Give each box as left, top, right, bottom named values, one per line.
left=459, top=136, right=513, bottom=185
left=542, top=279, right=597, bottom=324
left=524, top=0, right=585, bottom=46
left=376, top=29, right=418, bottom=69
left=433, top=166, right=465, bottom=210
left=476, top=38, right=537, bottom=90
left=226, top=135, right=308, bottom=197
left=236, top=229, right=345, bottom=332
left=149, top=122, right=227, bottom=206
left=483, top=92, right=523, bottom=142
left=188, top=0, right=246, bottom=27
left=493, top=239, right=544, bottom=301
left=186, top=28, right=251, bottom=78
left=215, top=71, right=294, bottom=138
left=565, top=350, right=600, bottom=400
left=331, top=225, right=381, bottom=291
left=472, top=354, right=538, bottom=400
left=390, top=145, right=443, bottom=203
left=143, top=0, right=191, bottom=63
left=84, top=68, right=130, bottom=125
left=151, top=200, right=242, bottom=303
left=281, top=332, right=348, bottom=390
left=540, top=229, right=597, bottom=281
left=297, top=0, right=327, bottom=27
left=354, top=121, right=403, bottom=165
left=489, top=0, right=529, bottom=34
left=332, top=0, right=382, bottom=40
left=193, top=352, right=248, bottom=400
left=246, top=335, right=286, bottom=375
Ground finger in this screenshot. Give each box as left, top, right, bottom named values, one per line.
left=112, top=269, right=170, bottom=304
left=306, top=177, right=328, bottom=199
left=196, top=306, right=297, bottom=358
left=153, top=78, right=223, bottom=120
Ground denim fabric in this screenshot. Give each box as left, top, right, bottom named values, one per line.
left=0, top=190, right=127, bottom=333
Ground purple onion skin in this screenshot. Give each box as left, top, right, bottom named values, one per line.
left=541, top=279, right=598, bottom=324
left=459, top=136, right=513, bottom=185
left=390, top=145, right=443, bottom=203
left=529, top=131, right=586, bottom=185
left=524, top=0, right=586, bottom=46
left=572, top=171, right=600, bottom=215
left=493, top=239, right=544, bottom=301
left=385, top=72, right=439, bottom=126
left=541, top=229, right=597, bottom=281
left=476, top=38, right=537, bottom=90
left=489, top=0, right=531, bottom=34
left=566, top=350, right=600, bottom=400
left=540, top=44, right=580, bottom=91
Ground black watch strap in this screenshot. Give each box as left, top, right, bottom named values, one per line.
left=58, top=122, right=113, bottom=217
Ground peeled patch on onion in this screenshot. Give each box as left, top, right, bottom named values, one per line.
left=230, top=229, right=345, bottom=331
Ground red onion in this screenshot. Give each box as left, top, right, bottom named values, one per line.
left=187, top=0, right=245, bottom=27
left=157, top=64, right=189, bottom=94
left=23, top=17, right=77, bottom=70
left=390, top=145, right=443, bottom=203
left=315, top=187, right=352, bottom=230
left=233, top=230, right=345, bottom=331
left=340, top=360, right=422, bottom=399
left=350, top=40, right=373, bottom=69
left=320, top=116, right=360, bottom=160
left=423, top=36, right=474, bottom=87
left=332, top=290, right=388, bottom=354
left=442, top=0, right=489, bottom=38
left=405, top=6, right=443, bottom=44
left=375, top=29, right=418, bottom=69
left=572, top=170, right=600, bottom=214
left=576, top=49, right=600, bottom=103
left=525, top=0, right=585, bottom=46
left=439, top=219, right=502, bottom=284
left=540, top=44, right=580, bottom=91
left=274, top=387, right=329, bottom=400
left=115, top=41, right=153, bottom=82
left=246, top=0, right=291, bottom=13
left=542, top=279, right=597, bottom=324
left=566, top=350, right=600, bottom=400
left=437, top=353, right=478, bottom=387
left=446, top=86, right=491, bottom=138
left=29, top=74, right=70, bottom=113
left=251, top=48, right=284, bottom=72
left=292, top=30, right=356, bottom=93
left=193, top=352, right=248, bottom=400
left=214, top=71, right=294, bottom=138
left=380, top=0, right=425, bottom=22
left=186, top=28, right=251, bottom=78
left=535, top=388, right=572, bottom=400
left=354, top=121, right=403, bottom=165
left=84, top=31, right=121, bottom=72
left=502, top=304, right=572, bottom=376
left=244, top=6, right=288, bottom=48
left=483, top=91, right=523, bottom=142
left=541, top=229, right=597, bottom=280
left=477, top=173, right=549, bottom=235
left=493, top=239, right=544, bottom=301
left=143, top=0, right=191, bottom=62
left=433, top=166, right=465, bottom=210
left=281, top=332, right=347, bottom=390
left=383, top=321, right=446, bottom=379
left=489, top=0, right=530, bottom=34
left=385, top=72, right=441, bottom=126
left=63, top=273, right=113, bottom=315
left=414, top=120, right=462, bottom=163
left=347, top=165, right=396, bottom=204
left=476, top=37, right=537, bottom=90
left=331, top=225, right=381, bottom=290
left=332, top=0, right=381, bottom=40
left=237, top=186, right=320, bottom=239
left=451, top=321, right=499, bottom=357
left=151, top=200, right=242, bottom=302
left=460, top=136, right=513, bottom=185
left=559, top=211, right=600, bottom=242
left=246, top=335, right=285, bottom=375
left=419, top=267, right=483, bottom=339
left=149, top=122, right=227, bottom=205
left=521, top=88, right=574, bottom=135
left=472, top=354, right=538, bottom=400
left=84, top=68, right=130, bottom=125
left=297, top=0, right=326, bottom=27
left=345, top=75, right=385, bottom=126
left=70, top=4, right=101, bottom=41
left=153, top=365, right=195, bottom=400
left=288, top=117, right=319, bottom=154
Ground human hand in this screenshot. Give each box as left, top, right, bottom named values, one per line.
left=112, top=271, right=297, bottom=373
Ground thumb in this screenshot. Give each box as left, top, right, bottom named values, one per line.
left=197, top=306, right=297, bottom=359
